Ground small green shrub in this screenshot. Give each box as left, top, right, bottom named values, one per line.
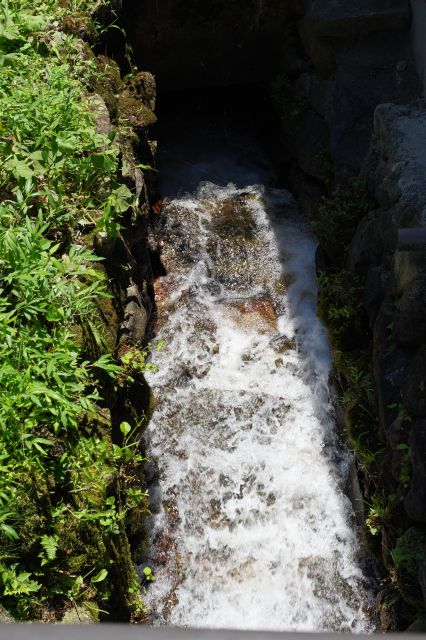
left=365, top=494, right=389, bottom=537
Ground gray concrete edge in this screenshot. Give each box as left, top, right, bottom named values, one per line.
left=0, top=629, right=425, bottom=640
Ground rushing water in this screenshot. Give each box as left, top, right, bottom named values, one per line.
left=142, top=110, right=374, bottom=631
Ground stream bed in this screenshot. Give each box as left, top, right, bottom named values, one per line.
left=142, top=107, right=374, bottom=632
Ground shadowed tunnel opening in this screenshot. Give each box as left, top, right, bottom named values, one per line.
left=153, top=85, right=286, bottom=197
left=101, top=0, right=307, bottom=194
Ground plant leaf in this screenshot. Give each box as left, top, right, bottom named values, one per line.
left=91, top=569, right=108, bottom=583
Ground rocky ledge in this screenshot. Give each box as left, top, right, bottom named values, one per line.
left=352, top=103, right=426, bottom=514
left=345, top=103, right=426, bottom=628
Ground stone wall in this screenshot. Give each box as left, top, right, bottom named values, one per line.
left=353, top=105, right=426, bottom=508
left=280, top=0, right=419, bottom=199
left=346, top=102, right=426, bottom=631
left=278, top=1, right=426, bottom=626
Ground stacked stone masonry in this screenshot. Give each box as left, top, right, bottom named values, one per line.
left=286, top=0, right=426, bottom=622
left=354, top=104, right=426, bottom=527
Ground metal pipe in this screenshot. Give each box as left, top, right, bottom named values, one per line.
left=398, top=228, right=426, bottom=246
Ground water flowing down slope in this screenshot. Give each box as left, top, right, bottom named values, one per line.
left=144, top=182, right=374, bottom=632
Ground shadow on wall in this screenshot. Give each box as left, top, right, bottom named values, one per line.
left=120, top=0, right=302, bottom=91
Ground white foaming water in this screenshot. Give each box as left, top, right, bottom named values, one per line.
left=144, top=182, right=373, bottom=632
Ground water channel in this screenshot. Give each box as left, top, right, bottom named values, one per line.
left=142, top=95, right=374, bottom=632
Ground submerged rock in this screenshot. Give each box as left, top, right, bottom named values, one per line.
left=227, top=296, right=279, bottom=334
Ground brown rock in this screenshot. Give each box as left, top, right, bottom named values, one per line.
left=128, top=71, right=157, bottom=112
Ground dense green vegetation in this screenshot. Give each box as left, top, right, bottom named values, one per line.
left=0, top=0, right=152, bottom=621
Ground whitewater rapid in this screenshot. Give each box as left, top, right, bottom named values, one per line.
left=143, top=182, right=374, bottom=632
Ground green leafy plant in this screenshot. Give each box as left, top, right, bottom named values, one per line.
left=365, top=495, right=388, bottom=537
left=0, top=564, right=41, bottom=597
left=98, top=184, right=135, bottom=237
left=117, top=344, right=158, bottom=385
left=0, top=0, right=155, bottom=621
left=387, top=403, right=413, bottom=424
left=142, top=566, right=155, bottom=583
left=39, top=535, right=59, bottom=565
